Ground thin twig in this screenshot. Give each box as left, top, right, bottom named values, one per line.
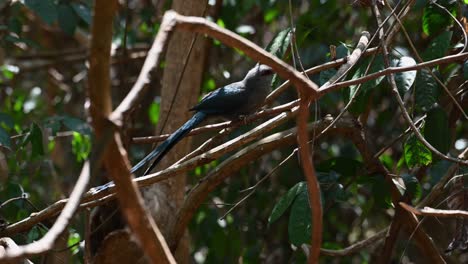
left=0, top=162, right=90, bottom=261
left=400, top=202, right=468, bottom=218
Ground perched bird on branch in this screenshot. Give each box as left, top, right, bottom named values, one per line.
left=91, top=63, right=274, bottom=193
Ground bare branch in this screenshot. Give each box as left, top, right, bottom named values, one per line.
left=296, top=96, right=322, bottom=263
left=320, top=228, right=387, bottom=257
left=400, top=202, right=468, bottom=218
left=87, top=2, right=175, bottom=263
left=0, top=162, right=90, bottom=261
left=319, top=52, right=468, bottom=95
left=132, top=100, right=298, bottom=144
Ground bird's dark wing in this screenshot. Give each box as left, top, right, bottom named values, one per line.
left=190, top=82, right=247, bottom=116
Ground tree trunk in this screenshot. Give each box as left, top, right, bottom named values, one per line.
left=142, top=1, right=208, bottom=263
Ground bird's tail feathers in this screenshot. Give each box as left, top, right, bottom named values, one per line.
left=131, top=111, right=207, bottom=175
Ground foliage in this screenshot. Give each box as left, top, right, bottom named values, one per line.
left=0, top=0, right=467, bottom=263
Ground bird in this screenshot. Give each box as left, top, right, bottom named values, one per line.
left=91, top=63, right=274, bottom=193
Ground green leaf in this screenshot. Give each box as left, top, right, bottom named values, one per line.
left=371, top=174, right=393, bottom=208
left=401, top=174, right=422, bottom=199
left=67, top=232, right=81, bottom=255
left=269, top=182, right=306, bottom=224
left=404, top=134, right=432, bottom=168
left=71, top=3, right=92, bottom=25
left=26, top=225, right=42, bottom=243
left=0, top=127, right=11, bottom=149
left=288, top=189, right=311, bottom=246
left=424, top=106, right=450, bottom=154
left=1, top=65, right=17, bottom=80
left=346, top=55, right=385, bottom=114
left=394, top=56, right=417, bottom=95
left=0, top=112, right=14, bottom=128
left=71, top=132, right=91, bottom=162
left=203, top=78, right=216, bottom=92
left=414, top=69, right=439, bottom=111
left=265, top=28, right=291, bottom=59
left=7, top=17, right=22, bottom=34
left=24, top=0, right=57, bottom=25
left=422, top=2, right=457, bottom=36
left=148, top=101, right=160, bottom=125
left=62, top=116, right=92, bottom=135
left=216, top=19, right=225, bottom=28
left=422, top=31, right=453, bottom=61
left=30, top=123, right=44, bottom=157
left=58, top=4, right=78, bottom=35
left=264, top=8, right=279, bottom=23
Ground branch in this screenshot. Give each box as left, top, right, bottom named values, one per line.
left=400, top=203, right=468, bottom=218
left=418, top=147, right=468, bottom=208
left=1, top=101, right=298, bottom=236
left=373, top=4, right=445, bottom=263
left=318, top=52, right=468, bottom=95
left=386, top=2, right=468, bottom=119
left=132, top=99, right=298, bottom=144
left=0, top=238, right=33, bottom=264
left=320, top=228, right=387, bottom=257
left=87, top=1, right=175, bottom=263
left=111, top=10, right=318, bottom=124
left=169, top=118, right=364, bottom=251
left=0, top=162, right=90, bottom=261
left=296, top=95, right=322, bottom=263
left=318, top=31, right=371, bottom=137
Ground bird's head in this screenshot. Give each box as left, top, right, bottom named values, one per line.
left=244, top=63, right=274, bottom=85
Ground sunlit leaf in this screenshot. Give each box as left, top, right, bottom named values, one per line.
left=68, top=232, right=81, bottom=255
left=394, top=56, right=417, bottom=95
left=404, top=134, right=432, bottom=168
left=264, top=9, right=279, bottom=23
left=422, top=2, right=456, bottom=36
left=71, top=132, right=91, bottom=162
left=148, top=101, right=160, bottom=125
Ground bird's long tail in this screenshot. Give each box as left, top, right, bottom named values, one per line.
left=89, top=112, right=206, bottom=194
left=131, top=111, right=207, bottom=175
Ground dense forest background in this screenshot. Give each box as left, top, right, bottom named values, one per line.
left=0, top=0, right=467, bottom=263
